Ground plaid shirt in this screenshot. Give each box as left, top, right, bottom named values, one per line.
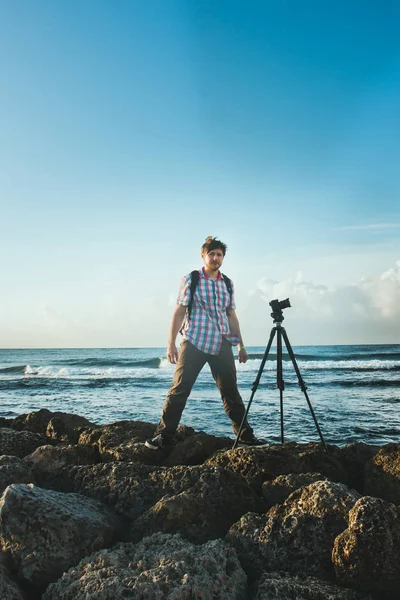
left=177, top=267, right=240, bottom=355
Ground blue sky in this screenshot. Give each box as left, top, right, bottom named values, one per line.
left=1, top=0, right=399, bottom=347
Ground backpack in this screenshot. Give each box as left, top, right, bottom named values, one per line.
left=186, top=269, right=233, bottom=322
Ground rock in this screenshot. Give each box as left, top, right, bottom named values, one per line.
left=0, top=483, right=122, bottom=587
left=333, top=496, right=400, bottom=597
left=33, top=461, right=166, bottom=519
left=25, top=444, right=99, bottom=481
left=130, top=466, right=264, bottom=543
left=0, top=428, right=47, bottom=458
left=0, top=564, right=26, bottom=600
left=227, top=480, right=360, bottom=582
left=76, top=422, right=224, bottom=467
left=78, top=420, right=157, bottom=462
left=206, top=442, right=347, bottom=491
left=364, top=443, right=400, bottom=503
left=36, top=459, right=261, bottom=528
left=0, top=456, right=34, bottom=495
left=262, top=472, right=327, bottom=508
left=254, top=572, right=371, bottom=600
left=337, top=443, right=378, bottom=494
left=164, top=433, right=233, bottom=466
left=42, top=532, right=247, bottom=600
left=12, top=409, right=93, bottom=438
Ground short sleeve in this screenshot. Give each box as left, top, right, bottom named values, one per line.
left=176, top=274, right=192, bottom=306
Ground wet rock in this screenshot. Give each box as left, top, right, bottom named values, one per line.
left=333, top=496, right=400, bottom=597
left=0, top=428, right=47, bottom=459
left=25, top=444, right=99, bottom=482
left=262, top=472, right=327, bottom=508
left=0, top=483, right=122, bottom=587
left=254, top=572, right=371, bottom=600
left=0, top=564, right=25, bottom=600
left=42, top=532, right=247, bottom=600
left=130, top=466, right=264, bottom=543
left=0, top=456, right=34, bottom=495
left=227, top=480, right=360, bottom=582
left=206, top=442, right=346, bottom=491
left=364, top=443, right=400, bottom=503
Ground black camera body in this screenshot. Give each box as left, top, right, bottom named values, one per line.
left=269, top=298, right=291, bottom=322
left=269, top=298, right=291, bottom=312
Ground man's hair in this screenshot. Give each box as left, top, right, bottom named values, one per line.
left=201, top=236, right=227, bottom=256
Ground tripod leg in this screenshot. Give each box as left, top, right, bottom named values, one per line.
left=276, top=327, right=284, bottom=443
left=280, top=327, right=327, bottom=450
left=232, top=327, right=277, bottom=449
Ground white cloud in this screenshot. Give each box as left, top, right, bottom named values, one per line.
left=241, top=259, right=400, bottom=345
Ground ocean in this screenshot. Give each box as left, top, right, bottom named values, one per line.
left=1, top=345, right=399, bottom=446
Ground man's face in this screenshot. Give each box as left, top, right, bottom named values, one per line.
left=202, top=248, right=225, bottom=271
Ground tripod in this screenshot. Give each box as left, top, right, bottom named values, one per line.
left=233, top=299, right=327, bottom=450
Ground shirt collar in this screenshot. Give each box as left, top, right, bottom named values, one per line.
left=201, top=267, right=222, bottom=281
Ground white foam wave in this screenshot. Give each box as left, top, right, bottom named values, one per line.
left=22, top=365, right=171, bottom=380
left=236, top=358, right=400, bottom=371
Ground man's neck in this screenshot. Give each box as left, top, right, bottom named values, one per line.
left=203, top=267, right=220, bottom=281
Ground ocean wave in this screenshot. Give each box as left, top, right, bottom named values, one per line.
left=40, top=357, right=163, bottom=369
left=247, top=351, right=400, bottom=362
left=0, top=365, right=27, bottom=374
left=331, top=379, right=400, bottom=387
left=238, top=359, right=400, bottom=371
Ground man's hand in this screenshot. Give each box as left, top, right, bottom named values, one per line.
left=167, top=342, right=179, bottom=364
left=238, top=347, right=248, bottom=364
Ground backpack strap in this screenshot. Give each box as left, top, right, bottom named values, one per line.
left=187, top=270, right=200, bottom=320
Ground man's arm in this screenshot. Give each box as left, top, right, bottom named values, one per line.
left=167, top=304, right=187, bottom=364
left=227, top=309, right=248, bottom=364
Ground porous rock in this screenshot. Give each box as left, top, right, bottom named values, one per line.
left=206, top=442, right=346, bottom=491
left=12, top=409, right=93, bottom=438
left=25, top=444, right=99, bottom=480
left=77, top=420, right=157, bottom=462
left=337, top=443, right=378, bottom=494
left=164, top=432, right=233, bottom=466
left=42, top=532, right=247, bottom=600
left=0, top=483, right=122, bottom=587
left=254, top=572, right=371, bottom=600
left=0, top=455, right=34, bottom=495
left=227, top=480, right=360, bottom=582
left=0, top=428, right=47, bottom=459
left=34, top=460, right=258, bottom=523
left=0, top=564, right=26, bottom=600
left=130, top=465, right=264, bottom=543
left=262, top=472, right=327, bottom=508
left=364, top=443, right=400, bottom=503
left=333, top=495, right=400, bottom=597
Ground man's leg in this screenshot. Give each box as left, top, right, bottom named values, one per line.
left=154, top=340, right=207, bottom=439
left=208, top=338, right=254, bottom=440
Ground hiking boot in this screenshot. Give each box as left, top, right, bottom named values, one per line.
left=238, top=435, right=268, bottom=448
left=144, top=433, right=172, bottom=451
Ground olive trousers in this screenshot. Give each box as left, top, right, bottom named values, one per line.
left=155, top=338, right=253, bottom=440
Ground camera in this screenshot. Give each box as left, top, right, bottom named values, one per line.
left=269, top=298, right=291, bottom=312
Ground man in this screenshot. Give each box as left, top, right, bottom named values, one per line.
left=145, top=236, right=266, bottom=450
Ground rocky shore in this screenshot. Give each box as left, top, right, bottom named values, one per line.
left=0, top=409, right=399, bottom=599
